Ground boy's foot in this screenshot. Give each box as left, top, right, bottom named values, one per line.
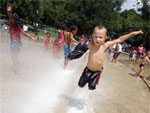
left=137, top=76, right=141, bottom=79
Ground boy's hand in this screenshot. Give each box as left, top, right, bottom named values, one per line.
left=7, top=4, right=12, bottom=12
left=133, top=30, right=143, bottom=35
left=32, top=37, right=36, bottom=41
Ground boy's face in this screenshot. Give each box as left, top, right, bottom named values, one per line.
left=47, top=33, right=50, bottom=36
left=92, top=29, right=107, bottom=46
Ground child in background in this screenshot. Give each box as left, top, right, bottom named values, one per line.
left=45, top=32, right=50, bottom=49
left=137, top=50, right=150, bottom=79
left=53, top=33, right=64, bottom=58
left=130, top=47, right=137, bottom=64
left=64, top=25, right=78, bottom=69
left=53, top=38, right=58, bottom=57
left=53, top=28, right=68, bottom=58
left=80, top=34, right=86, bottom=44
left=106, top=46, right=112, bottom=60
left=136, top=44, right=144, bottom=63
left=112, top=44, right=119, bottom=63
left=34, top=32, right=39, bottom=42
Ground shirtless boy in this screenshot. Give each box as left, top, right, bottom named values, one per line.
left=64, top=25, right=78, bottom=69
left=137, top=50, right=150, bottom=79
left=68, top=25, right=143, bottom=90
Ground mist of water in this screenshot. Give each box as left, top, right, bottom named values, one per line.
left=1, top=30, right=96, bottom=113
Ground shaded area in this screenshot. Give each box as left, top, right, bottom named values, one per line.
left=118, top=54, right=150, bottom=91
left=129, top=73, right=150, bottom=91
left=59, top=94, right=86, bottom=110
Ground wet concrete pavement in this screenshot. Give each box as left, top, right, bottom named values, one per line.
left=0, top=30, right=150, bottom=113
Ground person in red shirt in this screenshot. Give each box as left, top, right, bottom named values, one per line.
left=53, top=27, right=69, bottom=58
left=59, top=30, right=65, bottom=40
left=80, top=34, right=86, bottom=44
left=53, top=39, right=59, bottom=56
left=45, top=32, right=50, bottom=49
left=7, top=5, right=35, bottom=73
left=57, top=32, right=65, bottom=48
left=53, top=32, right=64, bottom=58
left=56, top=27, right=69, bottom=47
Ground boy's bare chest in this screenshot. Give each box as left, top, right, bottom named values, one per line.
left=91, top=45, right=105, bottom=53
left=89, top=47, right=106, bottom=59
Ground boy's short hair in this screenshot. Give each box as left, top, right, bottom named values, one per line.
left=93, top=25, right=107, bottom=35
left=70, top=25, right=78, bottom=31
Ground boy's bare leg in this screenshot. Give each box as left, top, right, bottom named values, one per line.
left=137, top=68, right=143, bottom=79
left=133, top=60, right=135, bottom=64
left=130, top=60, right=134, bottom=64
left=136, top=55, right=140, bottom=63
left=130, top=60, right=132, bottom=64
left=112, top=57, right=117, bottom=63
left=112, top=58, right=114, bottom=63
left=114, top=58, right=117, bottom=63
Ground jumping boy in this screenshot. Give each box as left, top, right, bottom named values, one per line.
left=67, top=25, right=143, bottom=90
left=64, top=25, right=78, bottom=69
left=7, top=5, right=35, bottom=73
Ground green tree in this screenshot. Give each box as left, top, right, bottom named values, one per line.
left=138, top=0, right=150, bottom=20
left=0, top=0, right=43, bottom=24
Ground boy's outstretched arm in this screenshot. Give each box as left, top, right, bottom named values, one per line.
left=7, top=4, right=35, bottom=41
left=71, top=34, right=78, bottom=43
left=21, top=30, right=35, bottom=41
left=106, top=30, right=143, bottom=47
left=67, top=40, right=89, bottom=60
left=7, top=4, right=15, bottom=23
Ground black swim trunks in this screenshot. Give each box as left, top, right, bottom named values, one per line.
left=78, top=67, right=102, bottom=90
left=113, top=52, right=121, bottom=59
left=140, top=64, right=144, bottom=67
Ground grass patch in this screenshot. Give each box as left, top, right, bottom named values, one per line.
left=27, top=24, right=58, bottom=38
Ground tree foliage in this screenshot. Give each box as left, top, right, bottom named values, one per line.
left=0, top=0, right=149, bottom=47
